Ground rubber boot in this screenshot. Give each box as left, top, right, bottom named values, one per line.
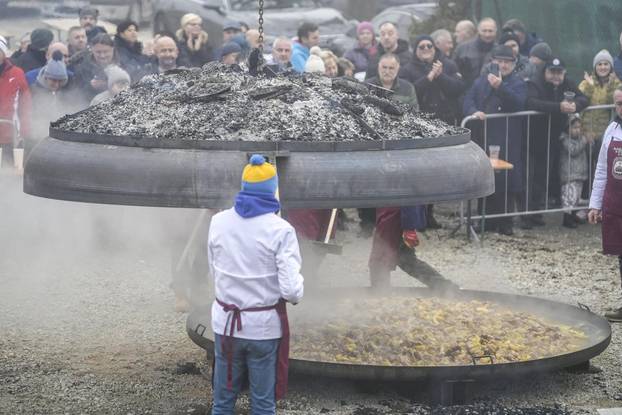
left=397, top=243, right=459, bottom=291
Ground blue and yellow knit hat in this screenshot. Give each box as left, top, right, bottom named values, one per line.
left=241, top=154, right=278, bottom=194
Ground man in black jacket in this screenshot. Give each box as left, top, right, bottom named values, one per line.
left=525, top=57, right=588, bottom=224
left=14, top=29, right=54, bottom=73
left=453, top=17, right=497, bottom=88
left=365, top=22, right=411, bottom=80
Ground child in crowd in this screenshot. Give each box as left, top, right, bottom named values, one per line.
left=89, top=65, right=130, bottom=106
left=559, top=114, right=589, bottom=228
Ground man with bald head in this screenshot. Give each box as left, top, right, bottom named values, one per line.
left=454, top=20, right=476, bottom=46
left=151, top=36, right=180, bottom=73
left=365, top=21, right=412, bottom=79
left=25, top=42, right=72, bottom=85
left=453, top=17, right=497, bottom=86
left=267, top=37, right=293, bottom=73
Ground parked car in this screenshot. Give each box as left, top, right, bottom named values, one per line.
left=152, top=0, right=357, bottom=54
left=92, top=0, right=153, bottom=23
left=371, top=3, right=437, bottom=41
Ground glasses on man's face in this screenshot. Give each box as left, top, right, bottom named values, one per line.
left=275, top=48, right=291, bottom=53
left=418, top=43, right=434, bottom=50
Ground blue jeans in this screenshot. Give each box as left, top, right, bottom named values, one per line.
left=212, top=333, right=279, bottom=415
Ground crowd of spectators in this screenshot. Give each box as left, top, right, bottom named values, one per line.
left=1, top=7, right=622, bottom=237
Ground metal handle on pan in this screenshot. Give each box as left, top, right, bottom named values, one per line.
left=577, top=303, right=591, bottom=312
left=471, top=354, right=495, bottom=365
left=195, top=324, right=207, bottom=337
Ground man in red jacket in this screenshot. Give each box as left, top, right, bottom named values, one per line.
left=0, top=36, right=31, bottom=168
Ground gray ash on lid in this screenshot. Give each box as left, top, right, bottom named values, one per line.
left=53, top=63, right=465, bottom=142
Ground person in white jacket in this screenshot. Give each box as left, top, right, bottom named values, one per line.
left=589, top=86, right=622, bottom=322
left=208, top=154, right=304, bottom=414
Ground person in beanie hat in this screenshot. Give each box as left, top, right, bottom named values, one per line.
left=14, top=29, right=54, bottom=72
left=464, top=44, right=527, bottom=235
left=208, top=154, right=304, bottom=414
left=502, top=18, right=543, bottom=57
left=79, top=7, right=108, bottom=44
left=219, top=42, right=242, bottom=65
left=344, top=21, right=378, bottom=74
left=529, top=42, right=552, bottom=68
left=0, top=35, right=31, bottom=168
left=304, top=47, right=325, bottom=73
left=579, top=49, right=622, bottom=143
left=482, top=31, right=532, bottom=80
left=90, top=65, right=130, bottom=106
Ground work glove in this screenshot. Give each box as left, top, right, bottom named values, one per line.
left=402, top=230, right=420, bottom=249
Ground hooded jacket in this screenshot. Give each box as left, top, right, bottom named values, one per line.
left=344, top=40, right=378, bottom=74
left=0, top=59, right=31, bottom=144
left=291, top=41, right=310, bottom=73
left=401, top=49, right=465, bottom=124
left=365, top=39, right=412, bottom=80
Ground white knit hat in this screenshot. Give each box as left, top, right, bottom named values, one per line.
left=0, top=36, right=9, bottom=57
left=305, top=46, right=325, bottom=73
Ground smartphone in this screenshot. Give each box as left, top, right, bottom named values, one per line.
left=490, top=63, right=500, bottom=77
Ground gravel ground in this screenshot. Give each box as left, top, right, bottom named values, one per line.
left=1, top=172, right=621, bottom=414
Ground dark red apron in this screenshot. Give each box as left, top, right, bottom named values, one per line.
left=602, top=139, right=622, bottom=255
left=368, top=207, right=401, bottom=271
left=216, top=298, right=290, bottom=401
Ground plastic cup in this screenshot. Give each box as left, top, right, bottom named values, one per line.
left=489, top=145, right=500, bottom=160
left=13, top=148, right=24, bottom=173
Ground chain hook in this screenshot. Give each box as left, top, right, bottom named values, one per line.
left=257, top=0, right=264, bottom=49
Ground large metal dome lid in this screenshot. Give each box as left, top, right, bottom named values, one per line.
left=51, top=62, right=468, bottom=150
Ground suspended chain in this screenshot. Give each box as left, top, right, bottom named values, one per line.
left=258, top=0, right=265, bottom=48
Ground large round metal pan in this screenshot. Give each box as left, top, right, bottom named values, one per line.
left=23, top=132, right=493, bottom=209
left=186, top=287, right=611, bottom=382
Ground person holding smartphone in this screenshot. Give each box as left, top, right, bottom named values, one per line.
left=588, top=86, right=622, bottom=322
left=463, top=45, right=527, bottom=235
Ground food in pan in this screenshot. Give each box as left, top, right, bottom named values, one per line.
left=289, top=297, right=587, bottom=366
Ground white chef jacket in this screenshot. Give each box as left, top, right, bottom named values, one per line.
left=208, top=208, right=304, bottom=340
left=589, top=121, right=622, bottom=210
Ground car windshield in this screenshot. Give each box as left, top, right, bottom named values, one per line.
left=230, top=0, right=319, bottom=11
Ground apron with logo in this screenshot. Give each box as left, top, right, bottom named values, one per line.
left=602, top=139, right=622, bottom=255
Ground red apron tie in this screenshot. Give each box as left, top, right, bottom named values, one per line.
left=216, top=298, right=290, bottom=400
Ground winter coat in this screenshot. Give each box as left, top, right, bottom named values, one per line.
left=208, top=206, right=304, bottom=340
left=30, top=75, right=83, bottom=139
left=344, top=41, right=378, bottom=74
left=114, top=36, right=149, bottom=82
left=527, top=72, right=589, bottom=149
left=400, top=52, right=465, bottom=124
left=519, top=32, right=543, bottom=57
left=366, top=76, right=419, bottom=110
left=559, top=131, right=588, bottom=183
left=0, top=59, right=31, bottom=144
left=578, top=74, right=621, bottom=140
left=463, top=71, right=527, bottom=192
left=13, top=46, right=47, bottom=73
left=291, top=41, right=310, bottom=73
left=615, top=52, right=622, bottom=82
left=72, top=54, right=111, bottom=102
left=365, top=39, right=412, bottom=80
left=176, top=31, right=215, bottom=68
left=453, top=36, right=495, bottom=87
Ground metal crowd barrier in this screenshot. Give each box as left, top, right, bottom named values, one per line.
left=459, top=104, right=614, bottom=240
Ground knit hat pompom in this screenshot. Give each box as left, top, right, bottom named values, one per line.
left=357, top=21, right=375, bottom=36
left=241, top=154, right=278, bottom=194
left=249, top=154, right=266, bottom=165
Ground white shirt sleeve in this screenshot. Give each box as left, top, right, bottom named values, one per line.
left=589, top=126, right=613, bottom=210
left=275, top=227, right=304, bottom=304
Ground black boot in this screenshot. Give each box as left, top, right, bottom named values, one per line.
left=397, top=243, right=459, bottom=291
left=562, top=213, right=577, bottom=228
